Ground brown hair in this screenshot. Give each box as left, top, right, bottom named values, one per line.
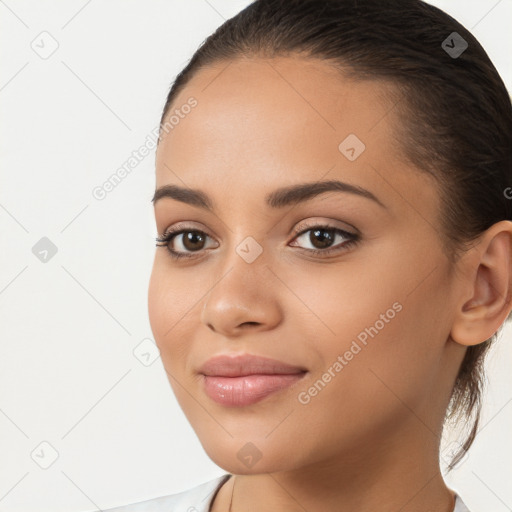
left=158, top=0, right=512, bottom=469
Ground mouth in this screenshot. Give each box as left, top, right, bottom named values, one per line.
left=198, top=353, right=308, bottom=407
left=201, top=373, right=308, bottom=407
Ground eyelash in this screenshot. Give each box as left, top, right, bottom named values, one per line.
left=155, top=223, right=361, bottom=261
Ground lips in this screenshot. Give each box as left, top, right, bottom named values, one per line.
left=198, top=353, right=308, bottom=407
left=198, top=353, right=307, bottom=377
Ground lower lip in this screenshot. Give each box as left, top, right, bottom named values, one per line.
left=202, top=373, right=307, bottom=407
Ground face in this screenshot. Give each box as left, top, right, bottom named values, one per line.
left=148, top=56, right=465, bottom=475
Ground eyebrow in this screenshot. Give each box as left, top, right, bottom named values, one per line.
left=151, top=180, right=386, bottom=210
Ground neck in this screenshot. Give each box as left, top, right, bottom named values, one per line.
left=214, top=420, right=455, bottom=512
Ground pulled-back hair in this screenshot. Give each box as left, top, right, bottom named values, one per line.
left=158, top=0, right=512, bottom=469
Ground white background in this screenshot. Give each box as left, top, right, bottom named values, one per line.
left=0, top=1, right=511, bottom=511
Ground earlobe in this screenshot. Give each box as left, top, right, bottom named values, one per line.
left=450, top=220, right=512, bottom=347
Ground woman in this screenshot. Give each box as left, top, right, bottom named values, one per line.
left=105, top=0, right=512, bottom=510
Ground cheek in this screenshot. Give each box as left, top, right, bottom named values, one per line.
left=147, top=258, right=194, bottom=363
left=285, top=249, right=448, bottom=412
left=289, top=295, right=441, bottom=458
left=276, top=255, right=407, bottom=356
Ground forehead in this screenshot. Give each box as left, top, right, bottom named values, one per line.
left=158, top=56, right=394, bottom=161
left=155, top=56, right=438, bottom=216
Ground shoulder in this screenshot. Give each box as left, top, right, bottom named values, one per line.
left=102, top=473, right=232, bottom=512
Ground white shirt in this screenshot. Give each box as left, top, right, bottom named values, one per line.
left=102, top=473, right=472, bottom=512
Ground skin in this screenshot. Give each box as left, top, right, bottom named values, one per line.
left=148, top=56, right=512, bottom=512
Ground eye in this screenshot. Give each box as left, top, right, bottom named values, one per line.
left=155, top=222, right=361, bottom=261
left=155, top=226, right=218, bottom=260
left=289, top=223, right=360, bottom=257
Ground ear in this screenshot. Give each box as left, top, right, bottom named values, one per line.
left=450, top=220, right=512, bottom=346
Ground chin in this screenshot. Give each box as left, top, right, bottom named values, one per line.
left=199, top=437, right=304, bottom=475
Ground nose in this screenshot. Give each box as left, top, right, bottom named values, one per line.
left=200, top=255, right=283, bottom=337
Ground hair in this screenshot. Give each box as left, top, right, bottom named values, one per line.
left=158, top=0, right=512, bottom=469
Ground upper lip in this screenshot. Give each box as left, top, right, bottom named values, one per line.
left=198, top=353, right=307, bottom=377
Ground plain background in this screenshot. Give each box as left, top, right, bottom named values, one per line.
left=0, top=1, right=511, bottom=511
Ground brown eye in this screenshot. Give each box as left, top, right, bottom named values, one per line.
left=180, top=231, right=207, bottom=251
left=290, top=225, right=360, bottom=257
left=307, top=228, right=336, bottom=249
left=155, top=228, right=218, bottom=260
